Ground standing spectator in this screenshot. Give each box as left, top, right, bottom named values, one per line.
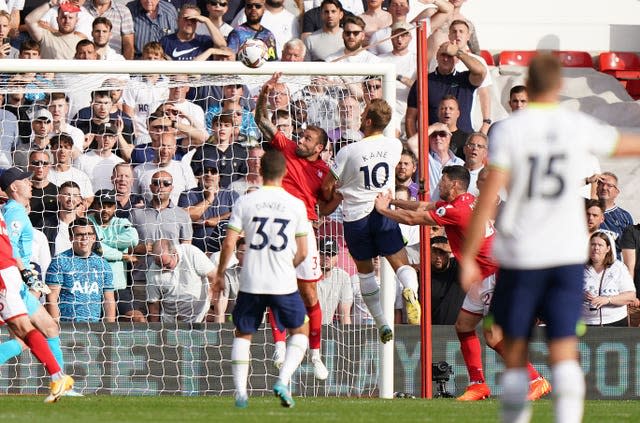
left=430, top=236, right=465, bottom=325
left=203, top=83, right=258, bottom=143
left=165, top=78, right=208, bottom=145
left=112, top=163, right=145, bottom=220
left=0, top=11, right=18, bottom=58
left=582, top=231, right=636, bottom=326
left=127, top=0, right=178, bottom=58
left=47, top=93, right=85, bottom=156
left=316, top=237, right=353, bottom=325
left=74, top=124, right=125, bottom=192
left=195, top=0, right=233, bottom=39
left=178, top=160, right=238, bottom=253
left=160, top=4, right=225, bottom=61
left=146, top=239, right=216, bottom=323
left=28, top=150, right=59, bottom=230
left=88, top=190, right=144, bottom=322
left=620, top=222, right=640, bottom=327
left=46, top=217, right=116, bottom=323
left=427, top=122, right=464, bottom=201
left=91, top=16, right=126, bottom=60
left=42, top=181, right=83, bottom=256
left=327, top=94, right=361, bottom=145
left=303, top=0, right=344, bottom=62
left=358, top=0, right=391, bottom=45
left=597, top=171, right=633, bottom=254
left=226, top=0, right=278, bottom=61
left=25, top=0, right=85, bottom=60
left=215, top=149, right=310, bottom=409
left=585, top=198, right=606, bottom=236
left=395, top=148, right=418, bottom=200
left=325, top=15, right=380, bottom=64
left=463, top=132, right=488, bottom=196
left=229, top=145, right=264, bottom=196
left=38, top=0, right=94, bottom=38
left=12, top=108, right=53, bottom=171
left=508, top=85, right=528, bottom=112
left=47, top=134, right=94, bottom=206
left=86, top=0, right=135, bottom=59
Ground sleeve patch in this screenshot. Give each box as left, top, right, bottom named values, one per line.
left=435, top=207, right=447, bottom=217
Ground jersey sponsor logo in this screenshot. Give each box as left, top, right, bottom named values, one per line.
left=71, top=280, right=101, bottom=295
left=172, top=47, right=198, bottom=58
left=435, top=207, right=447, bottom=217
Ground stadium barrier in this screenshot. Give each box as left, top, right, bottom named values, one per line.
left=1, top=324, right=638, bottom=399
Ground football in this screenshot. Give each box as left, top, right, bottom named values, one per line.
left=237, top=39, right=269, bottom=68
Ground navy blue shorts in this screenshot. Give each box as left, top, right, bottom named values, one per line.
left=343, top=209, right=405, bottom=261
left=232, top=291, right=307, bottom=334
left=490, top=264, right=584, bottom=340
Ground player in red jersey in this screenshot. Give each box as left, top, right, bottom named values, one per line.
left=0, top=200, right=74, bottom=403
left=255, top=72, right=336, bottom=380
left=374, top=165, right=551, bottom=401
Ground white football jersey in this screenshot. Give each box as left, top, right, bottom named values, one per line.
left=489, top=104, right=619, bottom=269
left=331, top=134, right=403, bottom=222
left=227, top=186, right=308, bottom=295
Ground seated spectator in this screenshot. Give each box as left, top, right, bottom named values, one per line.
left=165, top=81, right=209, bottom=149
left=74, top=124, right=125, bottom=191
left=229, top=145, right=264, bottom=196
left=427, top=123, right=464, bottom=201
left=146, top=239, right=216, bottom=323
left=47, top=93, right=85, bottom=158
left=196, top=0, right=233, bottom=39
left=596, top=171, right=633, bottom=256
left=25, top=0, right=86, bottom=60
left=28, top=150, right=59, bottom=230
left=327, top=94, right=361, bottom=145
left=281, top=37, right=306, bottom=62
left=395, top=149, right=418, bottom=200
left=317, top=237, right=353, bottom=325
left=46, top=217, right=116, bottom=323
left=462, top=132, right=488, bottom=196
left=303, top=0, right=345, bottom=61
left=47, top=134, right=94, bottom=207
left=111, top=163, right=144, bottom=220
left=12, top=108, right=54, bottom=171
left=127, top=0, right=178, bottom=59
left=204, top=83, right=258, bottom=143
left=0, top=94, right=18, bottom=169
left=160, top=3, right=225, bottom=61
left=226, top=0, right=278, bottom=61
left=87, top=189, right=143, bottom=322
left=582, top=231, right=636, bottom=327
left=508, top=85, right=528, bottom=112
left=42, top=181, right=84, bottom=256
left=0, top=11, right=18, bottom=58
left=430, top=235, right=465, bottom=325
left=86, top=0, right=135, bottom=59
left=91, top=17, right=127, bottom=61
left=178, top=160, right=238, bottom=253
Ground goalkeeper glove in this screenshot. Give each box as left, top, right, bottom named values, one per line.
left=21, top=267, right=51, bottom=295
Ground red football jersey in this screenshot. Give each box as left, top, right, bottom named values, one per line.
left=270, top=132, right=329, bottom=221
left=0, top=213, right=18, bottom=272
left=429, top=193, right=498, bottom=278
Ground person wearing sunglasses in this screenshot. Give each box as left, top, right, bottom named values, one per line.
left=226, top=0, right=278, bottom=61
left=325, top=15, right=379, bottom=65
left=28, top=150, right=59, bottom=230
left=196, top=0, right=233, bottom=39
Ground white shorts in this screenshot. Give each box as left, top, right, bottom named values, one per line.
left=0, top=265, right=28, bottom=325
left=296, top=225, right=322, bottom=282
left=461, top=273, right=496, bottom=316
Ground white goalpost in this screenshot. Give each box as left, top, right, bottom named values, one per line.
left=0, top=59, right=399, bottom=399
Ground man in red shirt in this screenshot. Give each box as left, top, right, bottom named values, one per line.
left=374, top=165, right=551, bottom=401
left=255, top=72, right=335, bottom=380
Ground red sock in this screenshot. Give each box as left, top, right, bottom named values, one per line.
left=491, top=340, right=540, bottom=381
left=268, top=309, right=286, bottom=343
left=306, top=302, right=322, bottom=350
left=457, top=330, right=484, bottom=383
left=24, top=329, right=61, bottom=376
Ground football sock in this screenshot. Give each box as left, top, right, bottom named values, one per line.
left=358, top=272, right=387, bottom=328
left=306, top=302, right=322, bottom=350
left=457, top=330, right=485, bottom=383
left=552, top=360, right=584, bottom=423
left=47, top=336, right=65, bottom=369
left=396, top=265, right=419, bottom=293
left=231, top=337, right=251, bottom=398
left=491, top=340, right=541, bottom=381
left=23, top=329, right=61, bottom=376
left=0, top=339, right=23, bottom=364
left=268, top=309, right=287, bottom=343
left=279, top=333, right=308, bottom=385
left=500, top=368, right=531, bottom=423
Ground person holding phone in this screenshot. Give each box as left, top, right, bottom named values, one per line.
left=0, top=11, right=18, bottom=59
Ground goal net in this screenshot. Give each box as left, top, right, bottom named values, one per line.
left=0, top=59, right=399, bottom=398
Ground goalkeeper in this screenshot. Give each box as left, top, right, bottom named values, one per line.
left=0, top=167, right=81, bottom=396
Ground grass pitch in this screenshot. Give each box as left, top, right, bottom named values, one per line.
left=0, top=396, right=638, bottom=423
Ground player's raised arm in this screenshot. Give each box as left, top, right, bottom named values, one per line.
left=255, top=72, right=281, bottom=140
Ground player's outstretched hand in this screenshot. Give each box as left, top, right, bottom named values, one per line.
left=459, top=257, right=482, bottom=293
left=262, top=72, right=282, bottom=94
left=374, top=191, right=392, bottom=212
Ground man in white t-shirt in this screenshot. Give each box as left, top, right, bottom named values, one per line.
left=216, top=149, right=309, bottom=409
left=74, top=123, right=124, bottom=191
left=325, top=15, right=380, bottom=64
left=47, top=134, right=94, bottom=209
left=47, top=92, right=85, bottom=156
left=316, top=237, right=353, bottom=325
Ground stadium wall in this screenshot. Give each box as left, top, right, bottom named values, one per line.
left=463, top=0, right=640, bottom=53
left=1, top=325, right=638, bottom=399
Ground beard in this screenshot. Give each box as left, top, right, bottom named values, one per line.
left=295, top=146, right=314, bottom=158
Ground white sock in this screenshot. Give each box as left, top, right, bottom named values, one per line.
left=310, top=348, right=321, bottom=361
left=396, top=265, right=418, bottom=293
left=279, top=333, right=308, bottom=385
left=552, top=360, right=585, bottom=423
left=51, top=371, right=64, bottom=382
left=231, top=337, right=251, bottom=398
left=359, top=272, right=387, bottom=328
left=500, top=368, right=531, bottom=423
left=275, top=341, right=286, bottom=354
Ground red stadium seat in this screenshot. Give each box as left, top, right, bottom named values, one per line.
left=551, top=50, right=593, bottom=68
left=626, top=80, right=640, bottom=100
left=498, top=50, right=538, bottom=66
left=598, top=51, right=640, bottom=79
left=479, top=50, right=495, bottom=66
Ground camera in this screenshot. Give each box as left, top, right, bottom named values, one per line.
left=432, top=361, right=454, bottom=398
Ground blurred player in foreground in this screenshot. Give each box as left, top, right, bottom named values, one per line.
left=374, top=165, right=551, bottom=401
left=461, top=54, right=640, bottom=423
left=216, top=150, right=309, bottom=409
left=322, top=98, right=421, bottom=343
